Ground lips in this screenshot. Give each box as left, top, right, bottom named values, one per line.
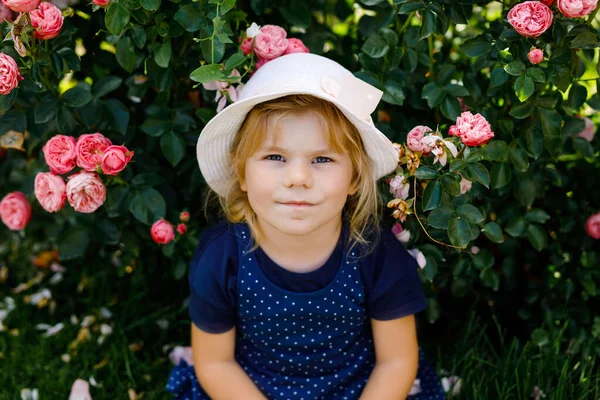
left=279, top=201, right=314, bottom=207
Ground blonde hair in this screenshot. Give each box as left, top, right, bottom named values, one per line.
left=206, top=94, right=381, bottom=255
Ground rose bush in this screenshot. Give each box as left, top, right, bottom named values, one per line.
left=1, top=0, right=599, bottom=387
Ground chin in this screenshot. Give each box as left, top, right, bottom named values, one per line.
left=262, top=217, right=320, bottom=237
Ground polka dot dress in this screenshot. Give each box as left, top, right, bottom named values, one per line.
left=166, top=224, right=446, bottom=399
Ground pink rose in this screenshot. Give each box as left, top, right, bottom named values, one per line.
left=34, top=172, right=66, bottom=213
left=558, top=0, right=598, bottom=17
left=254, top=56, right=272, bottom=71
left=576, top=117, right=595, bottom=142
left=528, top=48, right=544, bottom=64
left=151, top=219, right=175, bottom=244
left=66, top=171, right=106, bottom=213
left=0, top=53, right=23, bottom=95
left=176, top=223, right=187, bottom=235
left=100, top=145, right=134, bottom=175
left=448, top=111, right=495, bottom=146
left=30, top=2, right=64, bottom=40
left=0, top=191, right=31, bottom=230
left=75, top=132, right=112, bottom=171
left=92, top=0, right=109, bottom=6
left=585, top=212, right=600, bottom=239
left=253, top=25, right=288, bottom=60
left=179, top=211, right=190, bottom=222
left=507, top=1, right=553, bottom=38
left=406, top=125, right=433, bottom=153
left=1, top=0, right=40, bottom=12
left=392, top=222, right=411, bottom=243
left=241, top=37, right=253, bottom=56
left=283, top=38, right=309, bottom=55
left=459, top=176, right=472, bottom=194
left=0, top=3, right=14, bottom=21
left=43, top=135, right=77, bottom=174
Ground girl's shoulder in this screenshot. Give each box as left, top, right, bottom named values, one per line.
left=189, top=220, right=240, bottom=280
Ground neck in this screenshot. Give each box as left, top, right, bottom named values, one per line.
left=256, top=217, right=343, bottom=273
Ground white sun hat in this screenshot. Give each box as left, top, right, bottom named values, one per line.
left=196, top=52, right=399, bottom=197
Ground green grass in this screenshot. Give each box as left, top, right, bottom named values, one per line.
left=1, top=263, right=598, bottom=399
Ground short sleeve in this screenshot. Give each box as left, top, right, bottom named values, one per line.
left=188, top=221, right=238, bottom=333
left=362, top=227, right=427, bottom=321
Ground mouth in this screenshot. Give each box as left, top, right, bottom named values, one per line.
left=279, top=201, right=314, bottom=207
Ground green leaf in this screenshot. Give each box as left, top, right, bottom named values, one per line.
left=61, top=84, right=92, bottom=107
left=531, top=328, right=550, bottom=347
left=104, top=99, right=129, bottom=134
left=141, top=118, right=171, bottom=137
left=174, top=4, right=205, bottom=32
left=50, top=52, right=64, bottom=77
left=484, top=140, right=508, bottom=161
left=466, top=163, right=490, bottom=188
left=490, top=162, right=511, bottom=189
left=419, top=9, right=436, bottom=40
left=141, top=0, right=159, bottom=11
left=479, top=267, right=499, bottom=291
left=449, top=159, right=468, bottom=172
left=58, top=228, right=90, bottom=260
left=514, top=75, right=535, bottom=102
left=525, top=128, right=544, bottom=159
left=445, top=84, right=469, bottom=97
left=160, top=130, right=186, bottom=166
left=414, top=166, right=439, bottom=180
left=570, top=32, right=598, bottom=49
left=382, top=79, right=405, bottom=105
left=224, top=52, right=247, bottom=71
left=456, top=204, right=484, bottom=224
left=516, top=176, right=536, bottom=208
left=527, top=224, right=548, bottom=251
left=539, top=109, right=563, bottom=159
left=131, top=173, right=165, bottom=188
left=447, top=217, right=470, bottom=248
left=509, top=147, right=529, bottom=172
left=116, top=37, right=135, bottom=73
left=35, top=94, right=60, bottom=124
left=440, top=96, right=461, bottom=121
left=0, top=90, right=17, bottom=113
left=154, top=41, right=172, bottom=68
left=130, top=25, right=147, bottom=48
left=551, top=65, right=570, bottom=92
left=568, top=82, right=588, bottom=109
left=56, top=107, right=77, bottom=134
left=427, top=206, right=454, bottom=229
left=461, top=38, right=491, bottom=57
left=280, top=0, right=312, bottom=28
left=573, top=137, right=594, bottom=159
left=526, top=67, right=546, bottom=83
left=482, top=222, right=503, bottom=243
left=362, top=35, right=390, bottom=58
left=525, top=209, right=550, bottom=224
left=504, top=61, right=526, bottom=76
left=421, top=82, right=445, bottom=108
left=105, top=3, right=130, bottom=36
left=129, top=187, right=166, bottom=225
left=489, top=67, right=509, bottom=88
left=92, top=76, right=123, bottom=98
left=57, top=48, right=81, bottom=71
left=96, top=219, right=121, bottom=245
left=440, top=173, right=460, bottom=196
left=505, top=216, right=527, bottom=237
left=173, top=258, right=187, bottom=280
left=509, top=102, right=534, bottom=119
left=190, top=64, right=225, bottom=84
left=422, top=180, right=443, bottom=211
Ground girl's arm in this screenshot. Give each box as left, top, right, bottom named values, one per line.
left=191, top=323, right=267, bottom=400
left=359, top=315, right=420, bottom=400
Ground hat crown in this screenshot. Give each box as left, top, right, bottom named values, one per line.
left=238, top=53, right=353, bottom=101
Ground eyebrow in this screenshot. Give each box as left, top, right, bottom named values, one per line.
left=259, top=145, right=335, bottom=155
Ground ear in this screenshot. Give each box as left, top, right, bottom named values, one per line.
left=348, top=181, right=358, bottom=196
left=239, top=176, right=247, bottom=192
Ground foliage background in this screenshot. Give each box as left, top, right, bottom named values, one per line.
left=0, top=0, right=599, bottom=397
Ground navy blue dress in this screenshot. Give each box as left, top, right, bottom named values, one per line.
left=166, top=222, right=445, bottom=399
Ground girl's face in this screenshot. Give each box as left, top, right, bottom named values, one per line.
left=241, top=112, right=356, bottom=239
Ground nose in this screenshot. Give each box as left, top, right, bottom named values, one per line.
left=283, top=160, right=313, bottom=188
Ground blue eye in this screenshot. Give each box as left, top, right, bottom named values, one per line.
left=265, top=154, right=284, bottom=161
left=314, top=156, right=332, bottom=163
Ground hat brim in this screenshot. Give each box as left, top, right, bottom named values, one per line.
left=196, top=89, right=399, bottom=197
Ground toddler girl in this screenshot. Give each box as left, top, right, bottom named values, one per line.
left=166, top=53, right=445, bottom=399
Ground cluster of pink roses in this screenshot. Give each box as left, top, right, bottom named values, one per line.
left=34, top=133, right=133, bottom=214
left=508, top=0, right=597, bottom=39
left=150, top=211, right=189, bottom=245
left=240, top=23, right=309, bottom=71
